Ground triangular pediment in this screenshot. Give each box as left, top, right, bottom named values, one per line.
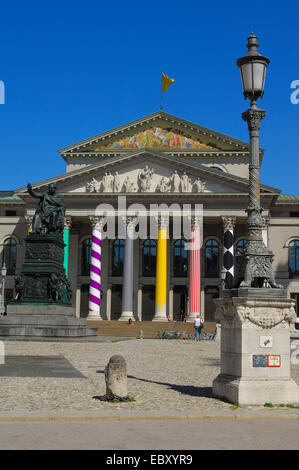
left=59, top=111, right=252, bottom=156
left=17, top=149, right=278, bottom=197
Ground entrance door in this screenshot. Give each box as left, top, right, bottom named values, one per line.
left=173, top=286, right=187, bottom=321
left=204, top=286, right=219, bottom=322
left=142, top=285, right=155, bottom=321
left=80, top=284, right=89, bottom=318
left=111, top=284, right=122, bottom=320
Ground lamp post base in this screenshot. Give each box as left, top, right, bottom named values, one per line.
left=213, top=293, right=299, bottom=405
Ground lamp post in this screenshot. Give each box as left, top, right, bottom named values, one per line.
left=235, top=33, right=282, bottom=289
left=0, top=264, right=7, bottom=315
left=213, top=34, right=298, bottom=406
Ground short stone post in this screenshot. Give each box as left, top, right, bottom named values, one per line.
left=105, top=355, right=128, bottom=401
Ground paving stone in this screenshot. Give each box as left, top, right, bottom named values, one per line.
left=0, top=339, right=297, bottom=413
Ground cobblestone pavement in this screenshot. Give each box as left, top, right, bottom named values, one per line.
left=0, top=339, right=298, bottom=413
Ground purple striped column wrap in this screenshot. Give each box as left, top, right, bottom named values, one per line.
left=88, top=228, right=102, bottom=316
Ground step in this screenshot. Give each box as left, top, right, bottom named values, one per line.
left=0, top=315, right=89, bottom=328
left=0, top=326, right=98, bottom=338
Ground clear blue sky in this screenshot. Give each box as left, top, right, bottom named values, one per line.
left=0, top=0, right=298, bottom=193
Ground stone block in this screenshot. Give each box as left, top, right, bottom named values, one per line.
left=213, top=294, right=299, bottom=405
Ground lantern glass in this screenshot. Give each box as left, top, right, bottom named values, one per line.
left=236, top=33, right=270, bottom=102
left=240, top=61, right=267, bottom=99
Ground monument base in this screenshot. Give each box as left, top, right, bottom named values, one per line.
left=213, top=376, right=298, bottom=405
left=0, top=304, right=98, bottom=337
left=213, top=292, right=299, bottom=405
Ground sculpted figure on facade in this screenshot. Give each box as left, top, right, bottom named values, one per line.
left=181, top=172, right=191, bottom=192
left=157, top=177, right=171, bottom=193
left=193, top=178, right=207, bottom=193
left=170, top=171, right=181, bottom=192
left=86, top=177, right=101, bottom=193
left=102, top=172, right=114, bottom=192
left=122, top=176, right=136, bottom=193
left=113, top=172, right=121, bottom=192
left=138, top=166, right=153, bottom=192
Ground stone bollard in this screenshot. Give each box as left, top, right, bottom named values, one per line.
left=139, top=329, right=144, bottom=339
left=105, top=355, right=129, bottom=401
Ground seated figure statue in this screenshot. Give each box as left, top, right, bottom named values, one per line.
left=27, top=183, right=65, bottom=235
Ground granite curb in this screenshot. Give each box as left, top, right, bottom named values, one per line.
left=0, top=408, right=298, bottom=422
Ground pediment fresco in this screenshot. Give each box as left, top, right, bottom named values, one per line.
left=92, top=126, right=219, bottom=151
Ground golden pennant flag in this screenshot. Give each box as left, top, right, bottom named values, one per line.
left=161, top=72, right=175, bottom=92
left=161, top=72, right=174, bottom=110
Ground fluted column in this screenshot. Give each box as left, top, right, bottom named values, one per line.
left=88, top=216, right=106, bottom=320
left=119, top=217, right=137, bottom=321
left=221, top=216, right=236, bottom=289
left=153, top=216, right=168, bottom=321
left=63, top=216, right=72, bottom=278
left=188, top=216, right=201, bottom=321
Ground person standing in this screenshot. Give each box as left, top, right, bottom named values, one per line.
left=180, top=309, right=186, bottom=322
left=194, top=315, right=203, bottom=341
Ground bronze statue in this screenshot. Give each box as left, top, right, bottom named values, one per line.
left=27, top=183, right=65, bottom=235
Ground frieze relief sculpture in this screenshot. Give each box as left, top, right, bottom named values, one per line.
left=138, top=166, right=154, bottom=192
left=157, top=177, right=171, bottom=193
left=181, top=172, right=192, bottom=192
left=85, top=168, right=208, bottom=193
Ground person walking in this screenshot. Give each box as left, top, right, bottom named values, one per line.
left=180, top=309, right=186, bottom=322
left=194, top=315, right=203, bottom=341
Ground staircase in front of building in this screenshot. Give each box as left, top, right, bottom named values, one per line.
left=86, top=320, right=216, bottom=339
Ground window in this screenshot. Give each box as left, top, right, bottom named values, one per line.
left=1, top=238, right=17, bottom=275
left=289, top=240, right=299, bottom=278
left=236, top=239, right=247, bottom=253
left=205, top=239, right=219, bottom=277
left=143, top=240, right=157, bottom=276
left=290, top=293, right=299, bottom=317
left=81, top=238, right=92, bottom=276
left=5, top=210, right=17, bottom=216
left=112, top=240, right=125, bottom=276
left=173, top=240, right=188, bottom=277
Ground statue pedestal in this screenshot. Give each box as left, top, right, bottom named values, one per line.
left=213, top=291, right=299, bottom=405
left=15, top=234, right=71, bottom=304
left=1, top=234, right=97, bottom=338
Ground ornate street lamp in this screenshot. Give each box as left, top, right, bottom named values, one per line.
left=234, top=33, right=282, bottom=289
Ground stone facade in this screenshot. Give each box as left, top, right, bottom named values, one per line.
left=0, top=111, right=299, bottom=322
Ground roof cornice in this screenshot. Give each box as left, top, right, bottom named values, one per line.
left=15, top=148, right=278, bottom=194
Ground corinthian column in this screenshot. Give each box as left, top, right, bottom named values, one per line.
left=221, top=216, right=236, bottom=289
left=188, top=216, right=201, bottom=321
left=153, top=216, right=168, bottom=321
left=119, top=217, right=137, bottom=321
left=63, top=216, right=72, bottom=278
left=88, top=216, right=106, bottom=321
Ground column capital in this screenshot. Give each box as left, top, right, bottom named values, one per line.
left=221, top=216, right=237, bottom=231
left=191, top=215, right=201, bottom=230
left=89, top=216, right=106, bottom=230
left=64, top=215, right=72, bottom=230
left=156, top=215, right=169, bottom=230
left=122, top=216, right=138, bottom=230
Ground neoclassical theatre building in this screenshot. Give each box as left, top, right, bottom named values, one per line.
left=1, top=111, right=299, bottom=322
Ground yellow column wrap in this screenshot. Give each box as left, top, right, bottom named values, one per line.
left=154, top=228, right=167, bottom=319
